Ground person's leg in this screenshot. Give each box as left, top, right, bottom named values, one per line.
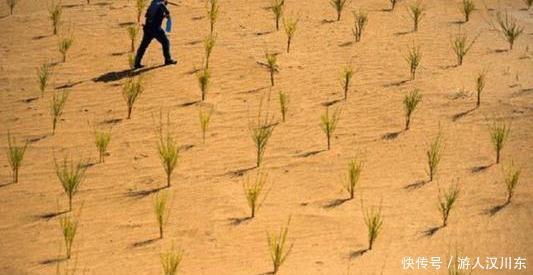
left=154, top=28, right=175, bottom=64
left=134, top=29, right=155, bottom=68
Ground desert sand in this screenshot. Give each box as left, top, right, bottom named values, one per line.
left=0, top=0, right=532, bottom=274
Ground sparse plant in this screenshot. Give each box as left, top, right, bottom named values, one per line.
left=198, top=105, right=214, bottom=144
left=340, top=65, right=353, bottom=100
left=364, top=205, right=383, bottom=250
left=330, top=0, right=349, bottom=21
left=265, top=52, right=279, bottom=86
left=207, top=0, right=219, bottom=34
left=344, top=157, right=362, bottom=200
left=283, top=16, right=297, bottom=53
left=161, top=245, right=183, bottom=275
left=525, top=0, right=533, bottom=10
left=438, top=184, right=459, bottom=227
left=59, top=214, right=78, bottom=259
left=461, top=0, right=475, bottom=23
left=243, top=171, right=268, bottom=218
left=127, top=25, right=138, bottom=52
left=278, top=90, right=289, bottom=122
left=405, top=44, right=421, bottom=80
left=452, top=32, right=477, bottom=66
left=7, top=132, right=28, bottom=183
left=352, top=9, right=368, bottom=42
left=503, top=162, right=520, bottom=204
left=122, top=76, right=143, bottom=119
left=403, top=89, right=422, bottom=130
left=154, top=190, right=169, bottom=239
left=58, top=35, right=74, bottom=63
left=408, top=1, right=425, bottom=32
left=7, top=0, right=16, bottom=15
left=426, top=131, right=443, bottom=182
left=157, top=114, right=180, bottom=188
left=267, top=218, right=293, bottom=274
left=270, top=0, right=284, bottom=31
left=204, top=33, right=216, bottom=69
left=94, top=129, right=111, bottom=163
left=136, top=0, right=148, bottom=23
left=447, top=248, right=464, bottom=275
left=389, top=0, right=402, bottom=11
left=475, top=70, right=486, bottom=107
left=196, top=67, right=211, bottom=101
left=496, top=11, right=524, bottom=51
left=37, top=63, right=51, bottom=97
left=49, top=1, right=62, bottom=35
left=128, top=53, right=136, bottom=69
left=250, top=95, right=276, bottom=167
left=320, top=106, right=341, bottom=150
left=55, top=156, right=87, bottom=212
left=490, top=121, right=510, bottom=164
left=50, top=91, right=69, bottom=134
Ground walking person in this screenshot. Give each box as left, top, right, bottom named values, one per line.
left=134, top=0, right=177, bottom=69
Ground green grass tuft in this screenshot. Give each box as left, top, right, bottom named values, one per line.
left=59, top=214, right=78, bottom=259
left=154, top=190, right=170, bottom=239
left=320, top=106, right=341, bottom=150
left=122, top=76, right=143, bottom=119
left=452, top=32, right=477, bottom=66
left=55, top=156, right=87, bottom=212
left=330, top=0, right=349, bottom=21
left=344, top=157, right=362, bottom=200
left=243, top=171, right=268, bottom=218
left=161, top=244, right=183, bottom=275
left=7, top=132, right=28, bottom=183
left=340, top=65, right=353, bottom=100
left=438, top=184, right=460, bottom=227
left=270, top=0, right=284, bottom=30
left=405, top=44, right=421, bottom=80
left=490, top=121, right=510, bottom=164
left=127, top=25, right=138, bottom=52
left=199, top=105, right=214, bottom=144
left=94, top=129, right=111, bottom=163
left=250, top=95, right=276, bottom=167
left=503, top=162, right=521, bottom=204
left=475, top=70, right=486, bottom=107
left=352, top=9, right=368, bottom=42
left=196, top=67, right=211, bottom=101
left=157, top=114, right=180, bottom=188
left=50, top=91, right=69, bottom=134
left=283, top=16, right=298, bottom=53
left=426, top=131, right=443, bottom=182
left=58, top=35, right=74, bottom=63
left=37, top=63, right=52, bottom=97
left=461, top=0, right=475, bottom=23
left=207, top=0, right=220, bottom=34
left=496, top=11, right=524, bottom=51
left=408, top=1, right=425, bottom=32
left=204, top=33, right=216, bottom=69
left=403, top=89, right=422, bottom=130
left=265, top=52, right=279, bottom=86
left=267, top=218, right=293, bottom=274
left=364, top=205, right=383, bottom=250
left=278, top=90, right=289, bottom=123
left=49, top=1, right=62, bottom=35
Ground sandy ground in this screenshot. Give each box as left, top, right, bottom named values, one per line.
left=0, top=0, right=532, bottom=274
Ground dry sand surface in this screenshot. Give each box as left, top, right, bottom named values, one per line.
left=0, top=0, right=532, bottom=274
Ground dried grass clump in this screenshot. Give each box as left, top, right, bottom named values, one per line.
left=196, top=67, right=211, bottom=101
left=503, top=162, right=521, bottom=204
left=161, top=245, right=183, bottom=275
left=426, top=131, right=443, bottom=182
left=265, top=52, right=279, bottom=86
left=94, top=129, right=111, bottom=163
left=278, top=90, right=289, bottom=122
left=270, top=0, right=284, bottom=30
left=461, top=0, right=475, bottom=23
left=344, top=157, right=362, bottom=200
left=475, top=70, right=486, bottom=107
left=59, top=214, right=78, bottom=259
left=58, top=35, right=74, bottom=63
left=207, top=0, right=220, bottom=34
left=198, top=105, right=214, bottom=144
left=330, top=0, right=350, bottom=21
left=364, top=205, right=383, bottom=250
left=154, top=191, right=170, bottom=239
left=340, top=65, right=353, bottom=100
left=452, top=32, right=477, bottom=66
left=408, top=1, right=425, bottom=32
left=405, top=44, right=421, bottom=80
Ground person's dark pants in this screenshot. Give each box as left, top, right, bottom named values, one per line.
left=134, top=27, right=172, bottom=66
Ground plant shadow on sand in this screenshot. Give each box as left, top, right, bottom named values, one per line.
left=34, top=210, right=69, bottom=221
left=227, top=166, right=256, bottom=178
left=471, top=164, right=492, bottom=173
left=404, top=180, right=428, bottom=191
left=350, top=248, right=369, bottom=259
left=422, top=225, right=443, bottom=237
left=296, top=149, right=326, bottom=158
left=40, top=257, right=67, bottom=265
left=126, top=186, right=166, bottom=199
left=483, top=202, right=510, bottom=217
left=228, top=216, right=252, bottom=226
left=93, top=65, right=165, bottom=83
left=382, top=130, right=402, bottom=140
left=132, top=237, right=159, bottom=248
left=452, top=107, right=477, bottom=121
left=323, top=198, right=351, bottom=209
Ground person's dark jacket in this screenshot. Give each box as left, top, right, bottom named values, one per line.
left=144, top=0, right=169, bottom=31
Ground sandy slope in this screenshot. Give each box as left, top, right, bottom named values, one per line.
left=0, top=0, right=532, bottom=274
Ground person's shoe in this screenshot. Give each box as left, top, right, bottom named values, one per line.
left=164, top=59, right=177, bottom=66
left=134, top=64, right=145, bottom=69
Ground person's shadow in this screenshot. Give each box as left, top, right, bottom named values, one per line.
left=92, top=64, right=165, bottom=83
